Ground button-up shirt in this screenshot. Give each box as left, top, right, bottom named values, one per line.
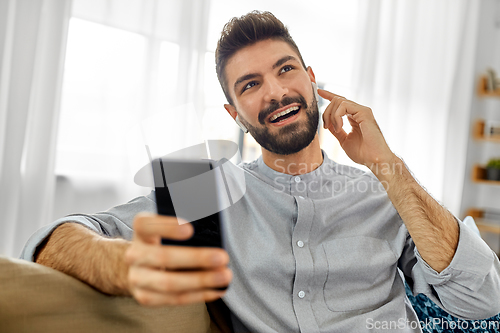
left=21, top=152, right=500, bottom=332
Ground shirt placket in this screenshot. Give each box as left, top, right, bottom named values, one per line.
left=290, top=176, right=320, bottom=333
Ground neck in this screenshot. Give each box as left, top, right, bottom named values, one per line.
left=261, top=134, right=323, bottom=175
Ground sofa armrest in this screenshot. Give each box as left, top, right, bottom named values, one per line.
left=0, top=256, right=212, bottom=333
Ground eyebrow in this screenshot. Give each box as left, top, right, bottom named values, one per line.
left=233, top=55, right=299, bottom=92
left=234, top=73, right=260, bottom=92
left=272, top=55, right=296, bottom=70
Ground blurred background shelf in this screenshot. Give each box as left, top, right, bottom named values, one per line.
left=476, top=221, right=500, bottom=235
left=477, top=75, right=500, bottom=97
left=467, top=208, right=500, bottom=234
left=473, top=120, right=500, bottom=142
left=472, top=165, right=500, bottom=185
left=467, top=208, right=500, bottom=257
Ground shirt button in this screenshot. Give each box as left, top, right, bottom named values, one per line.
left=298, top=291, right=305, bottom=298
left=297, top=240, right=304, bottom=248
left=298, top=196, right=304, bottom=199
left=294, top=176, right=301, bottom=183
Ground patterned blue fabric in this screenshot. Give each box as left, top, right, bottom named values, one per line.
left=405, top=283, right=500, bottom=332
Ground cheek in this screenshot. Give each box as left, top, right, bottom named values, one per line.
left=300, top=81, right=313, bottom=97
left=238, top=98, right=261, bottom=119
left=288, top=76, right=312, bottom=99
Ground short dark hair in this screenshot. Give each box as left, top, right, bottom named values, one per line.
left=215, top=11, right=307, bottom=105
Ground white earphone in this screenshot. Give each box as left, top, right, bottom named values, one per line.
left=235, top=115, right=249, bottom=133
left=312, top=82, right=320, bottom=105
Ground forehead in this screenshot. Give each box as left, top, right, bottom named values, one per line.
left=225, top=39, right=301, bottom=86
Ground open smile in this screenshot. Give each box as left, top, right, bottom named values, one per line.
left=267, top=104, right=301, bottom=126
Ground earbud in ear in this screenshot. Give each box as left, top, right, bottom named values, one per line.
left=235, top=115, right=249, bottom=133
left=312, top=82, right=320, bottom=104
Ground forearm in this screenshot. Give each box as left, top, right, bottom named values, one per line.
left=371, top=156, right=459, bottom=272
left=35, top=223, right=131, bottom=296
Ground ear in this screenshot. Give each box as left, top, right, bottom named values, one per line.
left=224, top=104, right=238, bottom=120
left=306, top=66, right=316, bottom=84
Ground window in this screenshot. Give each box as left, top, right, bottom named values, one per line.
left=56, top=18, right=146, bottom=179
left=57, top=2, right=362, bottom=186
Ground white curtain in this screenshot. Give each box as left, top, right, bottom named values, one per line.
left=51, top=0, right=214, bottom=220
left=71, top=0, right=211, bottom=111
left=0, top=0, right=481, bottom=257
left=352, top=0, right=479, bottom=215
left=0, top=0, right=72, bottom=257
left=0, top=0, right=213, bottom=257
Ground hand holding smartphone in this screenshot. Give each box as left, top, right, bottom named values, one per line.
left=125, top=212, right=231, bottom=305
left=152, top=157, right=225, bottom=248
left=151, top=157, right=228, bottom=290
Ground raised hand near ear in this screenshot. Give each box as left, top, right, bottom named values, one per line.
left=318, top=88, right=396, bottom=169
left=319, top=89, right=462, bottom=274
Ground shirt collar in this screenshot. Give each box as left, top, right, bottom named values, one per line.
left=255, top=150, right=333, bottom=186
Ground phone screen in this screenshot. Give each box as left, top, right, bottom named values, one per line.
left=152, top=158, right=223, bottom=248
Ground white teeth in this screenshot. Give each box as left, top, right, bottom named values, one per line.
left=269, top=106, right=299, bottom=122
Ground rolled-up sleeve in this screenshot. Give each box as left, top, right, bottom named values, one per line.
left=408, top=219, right=500, bottom=320
left=20, top=192, right=157, bottom=262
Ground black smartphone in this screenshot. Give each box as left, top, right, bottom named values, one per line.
left=151, top=158, right=224, bottom=248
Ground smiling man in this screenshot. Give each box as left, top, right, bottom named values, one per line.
left=223, top=40, right=319, bottom=157
left=22, top=10, right=500, bottom=333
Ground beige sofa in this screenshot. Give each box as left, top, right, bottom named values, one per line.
left=0, top=256, right=227, bottom=333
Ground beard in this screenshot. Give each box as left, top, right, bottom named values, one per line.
left=240, top=92, right=319, bottom=156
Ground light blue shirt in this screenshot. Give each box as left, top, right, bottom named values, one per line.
left=22, top=153, right=500, bottom=332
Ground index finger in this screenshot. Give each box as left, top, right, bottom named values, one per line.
left=133, top=213, right=193, bottom=241
left=127, top=243, right=229, bottom=270
left=317, top=88, right=345, bottom=101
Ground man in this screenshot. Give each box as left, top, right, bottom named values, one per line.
left=22, top=11, right=500, bottom=332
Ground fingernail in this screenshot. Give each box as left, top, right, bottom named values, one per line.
left=212, top=254, right=223, bottom=266
left=216, top=271, right=227, bottom=284
left=179, top=224, right=192, bottom=236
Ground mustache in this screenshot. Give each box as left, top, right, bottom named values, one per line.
left=258, top=95, right=308, bottom=125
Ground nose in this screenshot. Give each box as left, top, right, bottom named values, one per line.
left=263, top=77, right=288, bottom=103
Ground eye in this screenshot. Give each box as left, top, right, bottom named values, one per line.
left=242, top=81, right=258, bottom=93
left=280, top=65, right=294, bottom=74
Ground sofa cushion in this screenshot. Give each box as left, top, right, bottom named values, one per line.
left=0, top=256, right=212, bottom=333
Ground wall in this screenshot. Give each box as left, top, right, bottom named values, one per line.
left=460, top=0, right=500, bottom=252
left=52, top=175, right=151, bottom=223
